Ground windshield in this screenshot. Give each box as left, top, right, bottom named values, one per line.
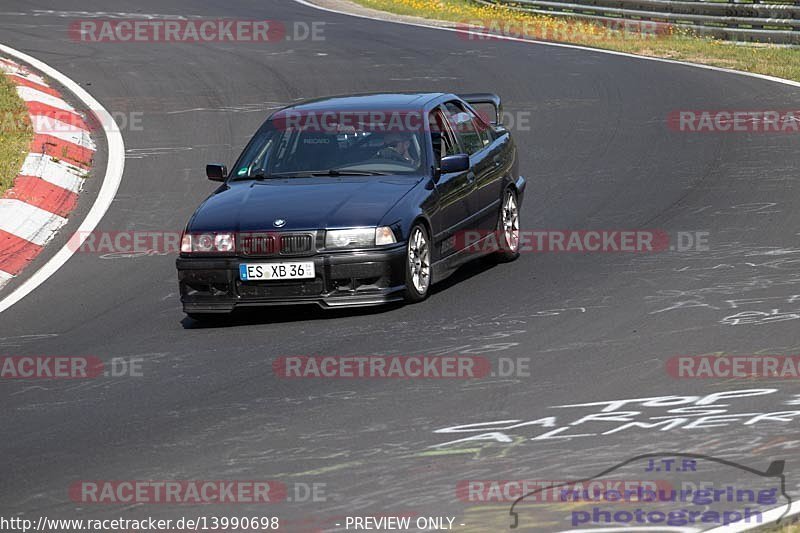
left=233, top=117, right=427, bottom=179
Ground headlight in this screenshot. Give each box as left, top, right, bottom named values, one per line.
left=375, top=226, right=397, bottom=246
left=181, top=232, right=236, bottom=254
left=326, top=227, right=396, bottom=249
left=214, top=233, right=235, bottom=252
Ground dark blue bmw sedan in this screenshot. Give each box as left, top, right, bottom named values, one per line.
left=177, top=92, right=525, bottom=318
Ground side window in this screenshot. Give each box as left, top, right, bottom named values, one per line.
left=444, top=101, right=484, bottom=155
left=472, top=109, right=493, bottom=148
left=429, top=108, right=458, bottom=159
left=442, top=126, right=457, bottom=157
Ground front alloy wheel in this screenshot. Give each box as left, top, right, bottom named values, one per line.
left=404, top=224, right=431, bottom=302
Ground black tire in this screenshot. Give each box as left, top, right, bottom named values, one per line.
left=496, top=188, right=521, bottom=262
left=404, top=223, right=432, bottom=303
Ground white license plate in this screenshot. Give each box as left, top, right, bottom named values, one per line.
left=239, top=262, right=315, bottom=281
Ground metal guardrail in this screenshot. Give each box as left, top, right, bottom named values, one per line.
left=476, top=0, right=800, bottom=43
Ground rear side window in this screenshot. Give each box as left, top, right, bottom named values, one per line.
left=473, top=111, right=493, bottom=147
left=429, top=109, right=458, bottom=160
left=444, top=101, right=484, bottom=155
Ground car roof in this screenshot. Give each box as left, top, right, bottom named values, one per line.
left=278, top=92, right=449, bottom=113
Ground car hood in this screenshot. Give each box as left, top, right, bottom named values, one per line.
left=188, top=176, right=423, bottom=232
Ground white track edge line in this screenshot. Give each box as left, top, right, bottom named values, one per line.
left=0, top=44, right=125, bottom=314
left=703, top=499, right=799, bottom=532
left=291, top=1, right=800, bottom=530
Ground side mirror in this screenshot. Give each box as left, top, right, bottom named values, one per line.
left=206, top=164, right=228, bottom=182
left=440, top=154, right=470, bottom=174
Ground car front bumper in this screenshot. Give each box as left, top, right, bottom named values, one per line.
left=176, top=245, right=407, bottom=313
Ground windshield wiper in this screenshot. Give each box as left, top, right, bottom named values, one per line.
left=247, top=171, right=309, bottom=180
left=313, top=169, right=390, bottom=176
left=245, top=169, right=389, bottom=180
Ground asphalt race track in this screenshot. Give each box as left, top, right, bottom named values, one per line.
left=2, top=1, right=800, bottom=531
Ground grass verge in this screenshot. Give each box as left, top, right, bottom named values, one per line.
left=350, top=0, right=800, bottom=82
left=0, top=68, right=32, bottom=195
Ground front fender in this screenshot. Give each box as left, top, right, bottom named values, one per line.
left=378, top=179, right=434, bottom=243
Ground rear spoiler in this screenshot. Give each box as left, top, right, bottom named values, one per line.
left=459, top=93, right=503, bottom=126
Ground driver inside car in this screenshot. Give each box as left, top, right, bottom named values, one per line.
left=376, top=133, right=417, bottom=165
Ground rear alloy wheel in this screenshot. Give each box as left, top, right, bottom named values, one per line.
left=404, top=224, right=431, bottom=302
left=496, top=188, right=521, bottom=262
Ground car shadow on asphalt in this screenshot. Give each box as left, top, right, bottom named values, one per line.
left=430, top=254, right=500, bottom=296
left=179, top=301, right=405, bottom=329
left=180, top=254, right=501, bottom=329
